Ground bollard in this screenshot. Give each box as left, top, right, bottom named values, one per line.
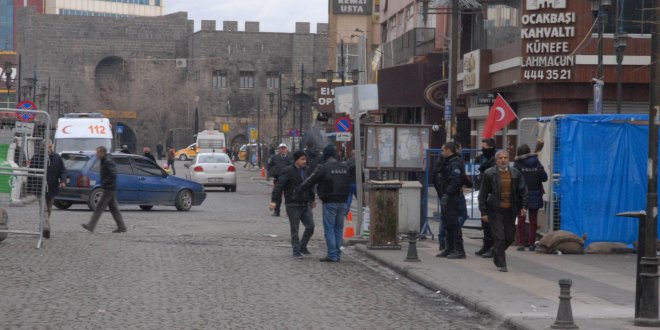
left=404, top=230, right=421, bottom=262
left=550, top=278, right=579, bottom=329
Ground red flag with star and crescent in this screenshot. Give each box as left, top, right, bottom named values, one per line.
left=483, top=94, right=517, bottom=138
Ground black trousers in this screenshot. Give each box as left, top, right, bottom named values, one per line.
left=481, top=219, right=494, bottom=249
left=490, top=208, right=516, bottom=268
left=441, top=200, right=464, bottom=253
left=272, top=179, right=282, bottom=213
left=286, top=205, right=315, bottom=255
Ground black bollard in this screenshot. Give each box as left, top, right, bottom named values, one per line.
left=550, top=278, right=579, bottom=329
left=405, top=230, right=421, bottom=262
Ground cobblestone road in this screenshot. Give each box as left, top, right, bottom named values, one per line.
left=0, top=162, right=505, bottom=329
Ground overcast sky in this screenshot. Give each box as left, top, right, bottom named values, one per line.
left=166, top=0, right=328, bottom=33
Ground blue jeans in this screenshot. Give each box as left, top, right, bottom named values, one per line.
left=322, top=203, right=346, bottom=261
left=345, top=183, right=357, bottom=215
left=439, top=195, right=468, bottom=247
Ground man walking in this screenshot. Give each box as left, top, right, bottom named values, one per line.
left=267, top=143, right=293, bottom=216
left=478, top=150, right=527, bottom=272
left=167, top=146, right=176, bottom=175
left=270, top=150, right=315, bottom=258
left=435, top=142, right=467, bottom=259
left=156, top=141, right=164, bottom=160
left=475, top=138, right=497, bottom=258
left=299, top=145, right=352, bottom=263
left=82, top=146, right=127, bottom=234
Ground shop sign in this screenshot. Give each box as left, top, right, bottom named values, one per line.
left=332, top=0, right=373, bottom=15
left=521, top=0, right=575, bottom=81
left=317, top=81, right=340, bottom=113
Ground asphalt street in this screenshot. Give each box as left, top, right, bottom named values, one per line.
left=0, top=160, right=505, bottom=329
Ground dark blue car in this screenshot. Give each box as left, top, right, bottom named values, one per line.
left=54, top=152, right=206, bottom=211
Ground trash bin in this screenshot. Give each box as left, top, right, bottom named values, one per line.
left=398, top=181, right=422, bottom=234
left=367, top=180, right=402, bottom=250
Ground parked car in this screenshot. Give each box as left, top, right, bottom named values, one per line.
left=185, top=152, right=237, bottom=192
left=175, top=143, right=199, bottom=161
left=54, top=152, right=206, bottom=211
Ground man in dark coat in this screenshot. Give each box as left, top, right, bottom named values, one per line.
left=267, top=143, right=293, bottom=216
left=270, top=150, right=315, bottom=258
left=143, top=147, right=156, bottom=162
left=478, top=150, right=528, bottom=272
left=514, top=144, right=547, bottom=251
left=156, top=141, right=164, bottom=160
left=32, top=144, right=66, bottom=239
left=82, top=146, right=127, bottom=233
left=475, top=138, right=497, bottom=258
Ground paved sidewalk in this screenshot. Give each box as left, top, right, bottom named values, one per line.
left=354, top=231, right=655, bottom=330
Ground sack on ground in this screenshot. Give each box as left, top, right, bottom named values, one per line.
left=536, top=230, right=584, bottom=254
left=585, top=242, right=633, bottom=254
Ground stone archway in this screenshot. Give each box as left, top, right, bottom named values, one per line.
left=231, top=134, right=248, bottom=147
left=95, top=56, right=129, bottom=107
left=116, top=122, right=137, bottom=154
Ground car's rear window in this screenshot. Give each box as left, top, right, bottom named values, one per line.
left=198, top=154, right=230, bottom=164
left=62, top=154, right=90, bottom=171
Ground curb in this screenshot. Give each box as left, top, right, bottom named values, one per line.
left=354, top=244, right=538, bottom=330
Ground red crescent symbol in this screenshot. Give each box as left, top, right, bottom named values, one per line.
left=62, top=125, right=72, bottom=134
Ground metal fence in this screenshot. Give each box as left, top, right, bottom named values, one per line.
left=0, top=108, right=51, bottom=248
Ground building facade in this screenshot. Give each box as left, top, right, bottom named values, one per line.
left=461, top=0, right=651, bottom=150
left=15, top=7, right=328, bottom=152
left=45, top=0, right=164, bottom=17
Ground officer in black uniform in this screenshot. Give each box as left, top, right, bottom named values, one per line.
left=436, top=142, right=467, bottom=259
left=299, top=145, right=353, bottom=262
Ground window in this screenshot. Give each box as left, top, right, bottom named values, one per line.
left=132, top=158, right=164, bottom=176
left=335, top=44, right=360, bottom=74
left=155, top=0, right=161, bottom=6
left=212, top=70, right=227, bottom=89
left=198, top=154, right=230, bottom=164
left=601, top=0, right=653, bottom=34
left=266, top=72, right=280, bottom=89
left=62, top=154, right=90, bottom=171
left=239, top=71, right=255, bottom=89
left=1, top=0, right=15, bottom=51
left=92, top=157, right=134, bottom=175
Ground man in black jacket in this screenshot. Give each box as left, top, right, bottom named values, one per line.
left=143, top=147, right=156, bottom=162
left=270, top=150, right=315, bottom=258
left=299, top=145, right=352, bottom=262
left=44, top=144, right=66, bottom=239
left=478, top=150, right=528, bottom=272
left=268, top=143, right=293, bottom=216
left=475, top=138, right=497, bottom=258
left=434, top=142, right=467, bottom=259
left=82, top=146, right=127, bottom=233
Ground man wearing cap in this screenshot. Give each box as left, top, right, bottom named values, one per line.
left=270, top=150, right=315, bottom=258
left=299, top=145, right=352, bottom=262
left=267, top=143, right=293, bottom=216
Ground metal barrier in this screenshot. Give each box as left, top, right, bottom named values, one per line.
left=0, top=108, right=51, bottom=248
left=420, top=148, right=482, bottom=239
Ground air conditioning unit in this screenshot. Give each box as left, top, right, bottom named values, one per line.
left=176, top=58, right=187, bottom=68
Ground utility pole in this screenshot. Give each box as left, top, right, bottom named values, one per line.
left=278, top=72, right=283, bottom=144
left=299, top=63, right=304, bottom=150
left=637, top=0, right=660, bottom=326
left=446, top=0, right=459, bottom=143
left=340, top=39, right=346, bottom=86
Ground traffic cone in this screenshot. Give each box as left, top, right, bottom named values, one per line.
left=261, top=166, right=266, bottom=178
left=343, top=210, right=355, bottom=239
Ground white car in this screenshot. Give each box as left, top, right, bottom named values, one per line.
left=185, top=152, right=237, bottom=192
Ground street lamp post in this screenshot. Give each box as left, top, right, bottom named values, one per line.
left=592, top=0, right=611, bottom=114
left=614, top=32, right=627, bottom=114
left=3, top=62, right=13, bottom=108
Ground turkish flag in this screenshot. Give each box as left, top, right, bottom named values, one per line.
left=483, top=94, right=517, bottom=138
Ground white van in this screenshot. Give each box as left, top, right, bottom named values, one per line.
left=196, top=130, right=226, bottom=153
left=54, top=113, right=113, bottom=153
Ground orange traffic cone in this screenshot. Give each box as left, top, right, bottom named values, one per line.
left=343, top=211, right=355, bottom=239
left=261, top=166, right=266, bottom=178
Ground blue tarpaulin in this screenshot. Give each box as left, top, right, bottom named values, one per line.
left=559, top=114, right=660, bottom=246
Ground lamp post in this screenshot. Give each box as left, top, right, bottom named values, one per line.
left=592, top=0, right=611, bottom=114
left=614, top=32, right=627, bottom=114
left=3, top=62, right=13, bottom=108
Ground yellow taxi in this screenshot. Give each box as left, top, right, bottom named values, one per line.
left=175, top=143, right=199, bottom=161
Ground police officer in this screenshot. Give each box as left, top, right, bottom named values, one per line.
left=436, top=142, right=467, bottom=259
left=267, top=143, right=293, bottom=216
left=299, top=145, right=352, bottom=262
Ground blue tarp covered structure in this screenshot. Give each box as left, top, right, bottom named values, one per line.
left=558, top=114, right=660, bottom=246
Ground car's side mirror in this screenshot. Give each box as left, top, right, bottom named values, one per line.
left=184, top=163, right=190, bottom=168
